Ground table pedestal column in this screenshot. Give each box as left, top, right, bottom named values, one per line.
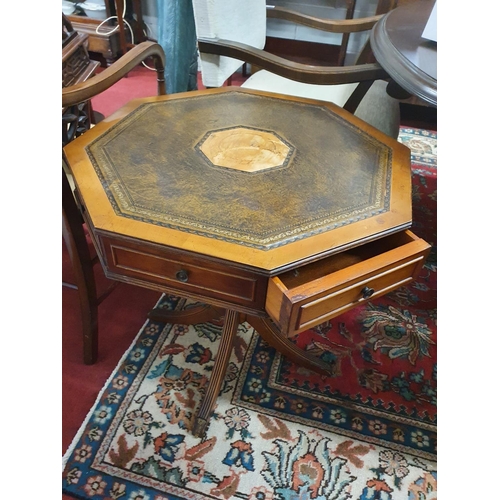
left=192, top=309, right=240, bottom=437
left=148, top=303, right=333, bottom=437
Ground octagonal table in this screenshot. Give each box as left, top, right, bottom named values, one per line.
left=64, top=87, right=430, bottom=437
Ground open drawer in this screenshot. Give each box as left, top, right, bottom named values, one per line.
left=266, top=230, right=431, bottom=337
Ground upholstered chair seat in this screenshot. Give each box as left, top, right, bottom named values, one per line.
left=241, top=72, right=400, bottom=139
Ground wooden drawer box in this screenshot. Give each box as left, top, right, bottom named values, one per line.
left=266, top=230, right=430, bottom=337
left=99, top=235, right=269, bottom=311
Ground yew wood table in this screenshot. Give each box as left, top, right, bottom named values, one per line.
left=63, top=87, right=430, bottom=437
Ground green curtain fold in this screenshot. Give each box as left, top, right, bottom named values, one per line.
left=156, top=0, right=198, bottom=94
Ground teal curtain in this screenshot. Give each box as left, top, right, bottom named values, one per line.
left=156, top=0, right=198, bottom=94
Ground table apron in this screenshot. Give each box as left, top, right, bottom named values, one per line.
left=98, top=233, right=270, bottom=314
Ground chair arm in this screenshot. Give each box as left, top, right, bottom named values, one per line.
left=197, top=38, right=388, bottom=85
left=62, top=41, right=166, bottom=108
left=266, top=6, right=383, bottom=33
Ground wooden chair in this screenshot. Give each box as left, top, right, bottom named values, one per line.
left=63, top=13, right=101, bottom=145
left=62, top=40, right=167, bottom=364
left=192, top=0, right=400, bottom=138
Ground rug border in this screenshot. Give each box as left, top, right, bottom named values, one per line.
left=233, top=330, right=437, bottom=462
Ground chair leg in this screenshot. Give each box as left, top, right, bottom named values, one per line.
left=62, top=169, right=99, bottom=364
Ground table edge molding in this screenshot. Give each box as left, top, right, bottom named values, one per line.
left=370, top=15, right=437, bottom=107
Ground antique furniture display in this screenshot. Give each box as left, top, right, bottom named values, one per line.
left=63, top=13, right=101, bottom=145
left=63, top=13, right=100, bottom=88
left=62, top=41, right=167, bottom=364
left=67, top=0, right=146, bottom=66
left=66, top=16, right=122, bottom=67
left=192, top=0, right=401, bottom=138
left=63, top=86, right=430, bottom=435
left=370, top=0, right=437, bottom=106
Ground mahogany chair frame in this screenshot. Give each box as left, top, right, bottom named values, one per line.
left=197, top=0, right=398, bottom=114
left=339, top=0, right=399, bottom=66
left=62, top=41, right=166, bottom=364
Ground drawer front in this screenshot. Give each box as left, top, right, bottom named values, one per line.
left=100, top=235, right=267, bottom=310
left=266, top=232, right=430, bottom=337
left=297, top=255, right=424, bottom=330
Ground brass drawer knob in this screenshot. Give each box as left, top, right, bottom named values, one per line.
left=361, top=286, right=375, bottom=299
left=175, top=270, right=189, bottom=282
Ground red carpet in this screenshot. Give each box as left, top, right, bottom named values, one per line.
left=91, top=65, right=247, bottom=117
left=62, top=242, right=161, bottom=451
left=91, top=65, right=161, bottom=117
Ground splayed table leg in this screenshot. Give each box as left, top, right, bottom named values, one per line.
left=246, top=315, right=332, bottom=376
left=148, top=303, right=225, bottom=325
left=192, top=308, right=240, bottom=438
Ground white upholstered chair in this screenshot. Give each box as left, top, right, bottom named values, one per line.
left=191, top=0, right=400, bottom=138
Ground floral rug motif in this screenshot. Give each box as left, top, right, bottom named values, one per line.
left=63, top=128, right=437, bottom=499
left=398, top=128, right=437, bottom=167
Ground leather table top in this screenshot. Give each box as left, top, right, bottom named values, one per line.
left=65, top=87, right=412, bottom=271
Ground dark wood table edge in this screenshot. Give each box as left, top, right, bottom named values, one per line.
left=370, top=7, right=437, bottom=107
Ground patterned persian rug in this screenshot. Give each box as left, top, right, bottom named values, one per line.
left=63, top=128, right=437, bottom=499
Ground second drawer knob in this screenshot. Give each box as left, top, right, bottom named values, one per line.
left=175, top=270, right=189, bottom=283
left=361, top=286, right=375, bottom=299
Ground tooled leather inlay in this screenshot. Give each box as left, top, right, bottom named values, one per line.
left=196, top=126, right=294, bottom=173
left=86, top=92, right=392, bottom=250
